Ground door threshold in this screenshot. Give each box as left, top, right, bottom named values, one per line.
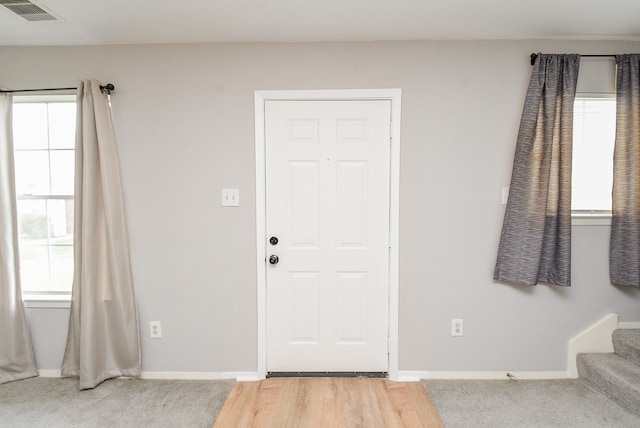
left=267, top=372, right=388, bottom=379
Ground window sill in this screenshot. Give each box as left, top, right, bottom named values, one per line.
left=23, top=295, right=71, bottom=309
left=571, top=214, right=611, bottom=226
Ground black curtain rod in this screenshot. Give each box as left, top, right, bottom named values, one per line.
left=530, top=53, right=616, bottom=65
left=0, top=83, right=115, bottom=94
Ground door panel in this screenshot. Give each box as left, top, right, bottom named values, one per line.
left=265, top=100, right=391, bottom=373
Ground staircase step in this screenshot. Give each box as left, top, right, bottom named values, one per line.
left=577, top=353, right=640, bottom=418
left=613, top=329, right=640, bottom=366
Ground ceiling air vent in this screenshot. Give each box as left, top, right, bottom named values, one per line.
left=0, top=0, right=57, bottom=21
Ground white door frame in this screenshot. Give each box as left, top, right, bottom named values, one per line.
left=254, top=89, right=401, bottom=380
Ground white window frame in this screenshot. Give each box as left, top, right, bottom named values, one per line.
left=571, top=92, right=616, bottom=227
left=13, top=94, right=75, bottom=308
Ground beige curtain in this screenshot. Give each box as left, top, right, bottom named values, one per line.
left=0, top=93, right=38, bottom=384
left=610, top=54, right=640, bottom=287
left=494, top=54, right=579, bottom=287
left=61, top=80, right=141, bottom=389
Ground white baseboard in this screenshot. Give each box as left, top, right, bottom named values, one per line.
left=396, top=371, right=427, bottom=382
left=34, top=370, right=260, bottom=381
left=399, top=370, right=568, bottom=381
left=39, top=369, right=570, bottom=382
left=619, top=321, right=640, bottom=329
left=38, top=369, right=62, bottom=378
left=141, top=371, right=259, bottom=381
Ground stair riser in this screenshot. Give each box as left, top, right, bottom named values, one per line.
left=613, top=330, right=640, bottom=366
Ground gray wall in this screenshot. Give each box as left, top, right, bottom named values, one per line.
left=3, top=40, right=640, bottom=375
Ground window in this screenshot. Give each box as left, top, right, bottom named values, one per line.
left=572, top=95, right=616, bottom=217
left=13, top=95, right=76, bottom=299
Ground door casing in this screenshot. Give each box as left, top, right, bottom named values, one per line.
left=254, top=89, right=401, bottom=380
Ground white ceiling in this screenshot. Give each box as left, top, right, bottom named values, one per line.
left=1, top=0, right=640, bottom=46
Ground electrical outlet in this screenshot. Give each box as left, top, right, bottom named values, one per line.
left=452, top=319, right=463, bottom=337
left=222, top=189, right=240, bottom=207
left=150, top=321, right=162, bottom=338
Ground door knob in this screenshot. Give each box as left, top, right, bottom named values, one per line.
left=270, top=236, right=279, bottom=245
left=269, top=255, right=279, bottom=265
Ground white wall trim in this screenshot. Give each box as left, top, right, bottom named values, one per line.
left=397, top=371, right=428, bottom=382
left=36, top=370, right=260, bottom=381
left=38, top=369, right=63, bottom=377
left=254, top=89, right=402, bottom=380
left=401, top=371, right=569, bottom=381
left=571, top=217, right=611, bottom=226
left=42, top=369, right=575, bottom=382
left=23, top=298, right=71, bottom=309
left=567, top=313, right=618, bottom=378
left=619, top=321, right=640, bottom=329
left=141, top=371, right=259, bottom=381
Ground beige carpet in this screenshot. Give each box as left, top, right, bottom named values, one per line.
left=0, top=377, right=234, bottom=427
left=423, top=379, right=640, bottom=428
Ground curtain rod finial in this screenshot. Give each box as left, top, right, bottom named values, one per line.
left=530, top=53, right=538, bottom=66
left=100, top=83, right=115, bottom=94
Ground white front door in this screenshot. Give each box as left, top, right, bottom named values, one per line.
left=265, top=99, right=391, bottom=373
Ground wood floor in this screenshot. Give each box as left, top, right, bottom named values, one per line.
left=213, top=378, right=444, bottom=427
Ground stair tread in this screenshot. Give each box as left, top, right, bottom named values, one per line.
left=578, top=353, right=640, bottom=417
left=579, top=353, right=640, bottom=379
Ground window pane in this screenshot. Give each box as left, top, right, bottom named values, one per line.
left=50, top=150, right=74, bottom=195
left=17, top=199, right=48, bottom=241
left=13, top=103, right=48, bottom=150
left=17, top=199, right=50, bottom=293
left=16, top=199, right=73, bottom=294
left=48, top=103, right=76, bottom=149
left=47, top=199, right=73, bottom=238
left=48, top=199, right=74, bottom=292
left=51, top=243, right=73, bottom=291
left=14, top=150, right=50, bottom=195
left=19, top=245, right=50, bottom=293
left=572, top=98, right=616, bottom=212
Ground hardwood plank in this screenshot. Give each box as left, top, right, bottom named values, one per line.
left=275, top=377, right=311, bottom=428
left=212, top=381, right=258, bottom=427
left=372, top=379, right=406, bottom=426
left=252, top=377, right=281, bottom=426
left=406, top=382, right=445, bottom=428
left=213, top=378, right=444, bottom=428
left=383, top=380, right=444, bottom=428
left=306, top=378, right=340, bottom=427
left=355, top=379, right=386, bottom=427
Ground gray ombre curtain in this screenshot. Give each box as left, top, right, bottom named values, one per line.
left=61, top=80, right=141, bottom=389
left=610, top=54, right=640, bottom=287
left=494, top=54, right=579, bottom=287
left=0, top=94, right=38, bottom=384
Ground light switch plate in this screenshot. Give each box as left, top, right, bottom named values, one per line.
left=222, top=189, right=240, bottom=207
